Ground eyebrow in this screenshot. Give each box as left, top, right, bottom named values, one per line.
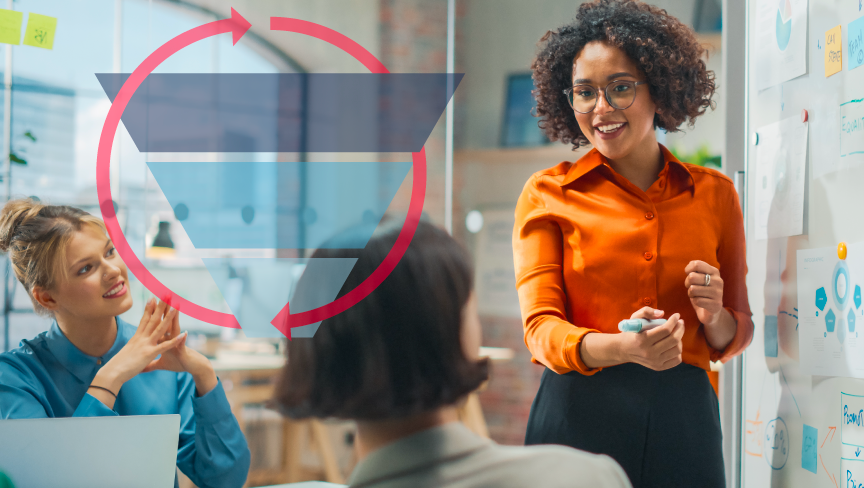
left=69, top=239, right=113, bottom=271
left=572, top=72, right=637, bottom=84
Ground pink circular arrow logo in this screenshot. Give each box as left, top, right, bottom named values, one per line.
left=96, top=10, right=427, bottom=338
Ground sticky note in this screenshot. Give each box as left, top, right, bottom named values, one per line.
left=802, top=424, right=817, bottom=474
left=850, top=16, right=864, bottom=71
left=23, top=13, right=56, bottom=50
left=765, top=315, right=779, bottom=358
left=826, top=25, right=842, bottom=77
left=0, top=9, right=22, bottom=45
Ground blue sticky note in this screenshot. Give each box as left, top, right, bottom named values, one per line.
left=802, top=424, right=818, bottom=474
left=765, top=315, right=779, bottom=358
left=849, top=16, right=864, bottom=71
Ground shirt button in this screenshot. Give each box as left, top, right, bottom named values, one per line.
left=643, top=297, right=652, bottom=305
left=644, top=251, right=653, bottom=261
left=645, top=212, right=654, bottom=220
left=96, top=359, right=102, bottom=365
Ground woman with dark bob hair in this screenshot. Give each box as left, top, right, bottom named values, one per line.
left=274, top=220, right=631, bottom=488
left=514, top=1, right=753, bottom=487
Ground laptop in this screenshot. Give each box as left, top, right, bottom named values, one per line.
left=0, top=414, right=180, bottom=488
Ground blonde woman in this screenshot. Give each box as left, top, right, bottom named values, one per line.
left=0, top=199, right=250, bottom=488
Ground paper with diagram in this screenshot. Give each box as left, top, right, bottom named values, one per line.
left=755, top=0, right=808, bottom=89
left=797, top=243, right=864, bottom=378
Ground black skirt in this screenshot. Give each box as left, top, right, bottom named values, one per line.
left=524, top=362, right=725, bottom=488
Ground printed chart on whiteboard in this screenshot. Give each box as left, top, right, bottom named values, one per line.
left=755, top=0, right=808, bottom=90
left=797, top=243, right=864, bottom=378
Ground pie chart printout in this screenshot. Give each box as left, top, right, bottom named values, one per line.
left=776, top=0, right=793, bottom=51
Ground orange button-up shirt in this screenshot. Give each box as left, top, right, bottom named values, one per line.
left=513, top=145, right=753, bottom=376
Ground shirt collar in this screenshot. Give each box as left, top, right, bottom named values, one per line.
left=559, top=144, right=694, bottom=190
left=348, top=421, right=490, bottom=487
left=45, top=317, right=131, bottom=383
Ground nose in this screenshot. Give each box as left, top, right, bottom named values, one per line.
left=103, top=261, right=121, bottom=281
left=594, top=89, right=615, bottom=115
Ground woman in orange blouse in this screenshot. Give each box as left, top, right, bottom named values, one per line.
left=514, top=1, right=753, bottom=487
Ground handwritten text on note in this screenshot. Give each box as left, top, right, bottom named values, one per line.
left=850, top=16, right=864, bottom=71
left=826, top=25, right=842, bottom=77
left=23, top=13, right=56, bottom=50
left=0, top=9, right=22, bottom=46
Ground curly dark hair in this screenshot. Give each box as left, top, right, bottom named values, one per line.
left=532, top=0, right=716, bottom=150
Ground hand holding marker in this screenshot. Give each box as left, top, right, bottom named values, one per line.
left=618, top=318, right=668, bottom=332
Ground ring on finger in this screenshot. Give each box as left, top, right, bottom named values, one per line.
left=704, top=273, right=711, bottom=286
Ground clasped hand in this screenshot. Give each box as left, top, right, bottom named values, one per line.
left=96, top=299, right=217, bottom=397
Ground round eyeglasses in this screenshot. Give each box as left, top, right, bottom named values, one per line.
left=563, top=80, right=647, bottom=114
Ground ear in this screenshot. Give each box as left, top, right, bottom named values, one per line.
left=32, top=285, right=59, bottom=312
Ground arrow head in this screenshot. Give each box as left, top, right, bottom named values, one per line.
left=229, top=8, right=251, bottom=45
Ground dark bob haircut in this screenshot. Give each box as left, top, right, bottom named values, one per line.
left=273, top=220, right=489, bottom=420
left=533, top=0, right=717, bottom=150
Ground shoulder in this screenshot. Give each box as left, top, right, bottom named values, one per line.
left=682, top=163, right=735, bottom=189
left=469, top=443, right=630, bottom=487
left=0, top=332, right=49, bottom=382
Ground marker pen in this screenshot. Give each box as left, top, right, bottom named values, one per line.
left=618, top=318, right=667, bottom=333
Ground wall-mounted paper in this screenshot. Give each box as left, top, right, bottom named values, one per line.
left=802, top=424, right=817, bottom=474
left=826, top=25, right=843, bottom=76
left=756, top=0, right=808, bottom=89
left=754, top=116, right=808, bottom=240
left=841, top=98, right=864, bottom=159
left=23, top=13, right=55, bottom=50
left=849, top=16, right=864, bottom=70
left=797, top=244, right=864, bottom=377
left=0, top=9, right=22, bottom=45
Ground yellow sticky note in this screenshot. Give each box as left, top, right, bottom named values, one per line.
left=23, top=13, right=56, bottom=50
left=826, top=25, right=842, bottom=77
left=0, top=9, right=23, bottom=45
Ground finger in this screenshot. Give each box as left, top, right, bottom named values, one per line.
left=144, top=300, right=169, bottom=335
left=152, top=308, right=178, bottom=340
left=688, top=285, right=721, bottom=300
left=645, top=313, right=680, bottom=340
left=659, top=355, right=682, bottom=370
left=157, top=330, right=187, bottom=354
left=136, top=298, right=157, bottom=333
left=690, top=297, right=723, bottom=312
left=684, top=260, right=719, bottom=276
left=630, top=306, right=664, bottom=320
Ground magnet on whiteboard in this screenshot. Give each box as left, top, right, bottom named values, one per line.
left=801, top=109, right=809, bottom=123
left=751, top=133, right=759, bottom=145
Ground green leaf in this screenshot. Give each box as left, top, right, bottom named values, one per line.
left=9, top=152, right=27, bottom=165
left=23, top=131, right=36, bottom=142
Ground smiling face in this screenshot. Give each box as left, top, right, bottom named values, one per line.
left=571, top=41, right=659, bottom=162
left=34, top=224, right=133, bottom=322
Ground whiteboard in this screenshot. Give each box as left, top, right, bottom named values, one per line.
left=742, top=0, right=864, bottom=486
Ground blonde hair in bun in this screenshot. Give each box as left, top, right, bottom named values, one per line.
left=0, top=198, right=106, bottom=316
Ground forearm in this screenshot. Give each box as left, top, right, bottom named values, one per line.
left=190, top=365, right=218, bottom=397
left=579, top=332, right=624, bottom=369
left=88, top=367, right=126, bottom=410
left=703, top=308, right=737, bottom=351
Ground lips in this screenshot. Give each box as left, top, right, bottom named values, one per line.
left=594, top=121, right=627, bottom=140
left=103, top=281, right=126, bottom=298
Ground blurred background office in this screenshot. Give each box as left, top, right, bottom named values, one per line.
left=0, top=0, right=725, bottom=486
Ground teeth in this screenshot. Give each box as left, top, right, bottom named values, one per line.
left=597, top=123, right=624, bottom=133
left=104, top=283, right=123, bottom=297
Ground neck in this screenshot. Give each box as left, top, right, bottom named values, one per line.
left=56, top=313, right=117, bottom=357
left=605, top=138, right=664, bottom=192
left=354, top=406, right=459, bottom=460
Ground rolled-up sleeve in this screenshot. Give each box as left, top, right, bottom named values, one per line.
left=176, top=376, right=250, bottom=488
left=710, top=183, right=754, bottom=362
left=513, top=176, right=601, bottom=376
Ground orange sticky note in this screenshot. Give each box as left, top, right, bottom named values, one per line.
left=826, top=25, right=842, bottom=77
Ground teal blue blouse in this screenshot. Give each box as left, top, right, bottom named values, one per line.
left=0, top=318, right=250, bottom=488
